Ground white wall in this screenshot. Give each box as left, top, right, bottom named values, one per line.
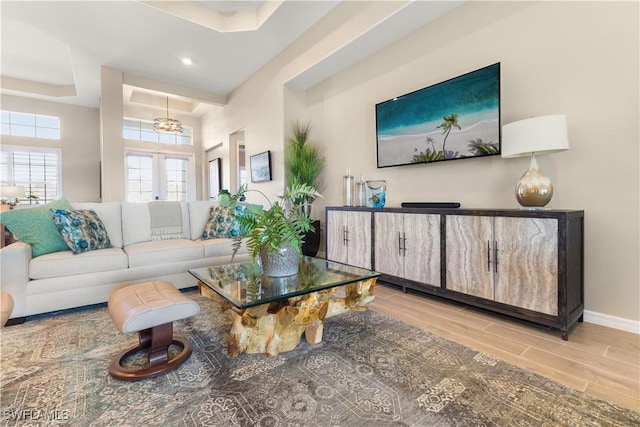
left=2, top=89, right=205, bottom=203
left=206, top=1, right=640, bottom=324
left=201, top=1, right=410, bottom=206
left=1, top=94, right=101, bottom=202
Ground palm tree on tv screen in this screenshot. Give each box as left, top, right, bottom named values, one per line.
left=437, top=113, right=461, bottom=158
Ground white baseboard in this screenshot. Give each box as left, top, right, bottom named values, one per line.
left=583, top=310, right=640, bottom=334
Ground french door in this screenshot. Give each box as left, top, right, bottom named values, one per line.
left=125, top=152, right=195, bottom=202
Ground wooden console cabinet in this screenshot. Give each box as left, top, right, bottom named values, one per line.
left=325, top=206, right=584, bottom=340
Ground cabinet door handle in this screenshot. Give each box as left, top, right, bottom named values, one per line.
left=403, top=232, right=407, bottom=256
left=487, top=240, right=491, bottom=271
left=494, top=241, right=498, bottom=273
left=343, top=226, right=349, bottom=246
left=398, top=231, right=403, bottom=256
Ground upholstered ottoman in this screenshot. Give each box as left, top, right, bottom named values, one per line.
left=108, top=281, right=200, bottom=381
left=1, top=291, right=14, bottom=326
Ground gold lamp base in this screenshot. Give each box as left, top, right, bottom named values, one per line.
left=516, top=153, right=553, bottom=208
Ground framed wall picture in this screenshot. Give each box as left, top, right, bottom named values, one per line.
left=250, top=150, right=272, bottom=183
left=209, top=158, right=221, bottom=199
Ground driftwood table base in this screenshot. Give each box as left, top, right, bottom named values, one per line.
left=199, top=278, right=376, bottom=356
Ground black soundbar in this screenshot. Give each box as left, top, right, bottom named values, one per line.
left=401, top=202, right=461, bottom=209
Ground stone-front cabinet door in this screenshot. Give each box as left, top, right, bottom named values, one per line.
left=374, top=212, right=440, bottom=287
left=446, top=215, right=558, bottom=316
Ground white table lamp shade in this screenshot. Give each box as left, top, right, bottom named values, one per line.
left=501, top=114, right=569, bottom=158
left=0, top=185, right=26, bottom=199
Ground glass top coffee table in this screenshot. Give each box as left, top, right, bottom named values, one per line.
left=189, top=257, right=380, bottom=356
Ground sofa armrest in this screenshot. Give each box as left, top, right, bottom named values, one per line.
left=0, top=241, right=31, bottom=318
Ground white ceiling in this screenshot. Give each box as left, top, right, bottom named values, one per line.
left=1, top=1, right=463, bottom=115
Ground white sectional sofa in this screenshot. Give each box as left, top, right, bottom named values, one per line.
left=0, top=200, right=250, bottom=321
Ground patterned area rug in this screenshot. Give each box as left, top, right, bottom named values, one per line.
left=1, top=291, right=639, bottom=426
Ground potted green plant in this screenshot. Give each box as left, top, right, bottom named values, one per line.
left=284, top=120, right=325, bottom=256
left=226, top=182, right=322, bottom=277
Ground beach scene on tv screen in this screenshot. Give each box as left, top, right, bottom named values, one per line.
left=376, top=63, right=500, bottom=168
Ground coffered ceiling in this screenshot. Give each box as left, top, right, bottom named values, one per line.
left=1, top=1, right=463, bottom=115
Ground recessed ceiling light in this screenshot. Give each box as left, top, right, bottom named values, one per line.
left=181, top=58, right=193, bottom=66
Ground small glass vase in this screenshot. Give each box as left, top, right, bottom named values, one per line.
left=343, top=173, right=354, bottom=206
left=366, top=180, right=386, bottom=208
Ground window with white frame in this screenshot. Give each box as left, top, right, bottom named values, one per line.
left=1, top=111, right=60, bottom=140
left=123, top=118, right=192, bottom=145
left=0, top=145, right=62, bottom=204
left=126, top=152, right=192, bottom=202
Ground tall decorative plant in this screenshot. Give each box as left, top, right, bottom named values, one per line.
left=284, top=120, right=325, bottom=211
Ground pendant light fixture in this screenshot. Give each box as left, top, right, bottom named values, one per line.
left=153, top=96, right=183, bottom=134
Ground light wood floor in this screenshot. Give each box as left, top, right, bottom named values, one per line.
left=369, top=282, right=640, bottom=412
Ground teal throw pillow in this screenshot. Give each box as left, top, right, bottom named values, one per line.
left=0, top=198, right=74, bottom=257
left=51, top=209, right=112, bottom=255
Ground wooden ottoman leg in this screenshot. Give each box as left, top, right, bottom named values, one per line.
left=107, top=281, right=200, bottom=381
left=109, top=322, right=193, bottom=381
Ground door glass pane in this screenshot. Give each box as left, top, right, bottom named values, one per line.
left=126, top=154, right=154, bottom=202
left=165, top=157, right=187, bottom=201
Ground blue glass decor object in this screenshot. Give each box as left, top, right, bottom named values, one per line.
left=366, top=180, right=386, bottom=208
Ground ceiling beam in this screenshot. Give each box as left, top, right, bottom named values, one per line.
left=122, top=73, right=227, bottom=106
left=0, top=76, right=76, bottom=97
left=138, top=0, right=283, bottom=32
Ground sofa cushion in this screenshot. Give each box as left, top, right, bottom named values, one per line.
left=0, top=198, right=74, bottom=257
left=73, top=202, right=123, bottom=248
left=125, top=239, right=204, bottom=268
left=29, top=247, right=128, bottom=280
left=199, top=238, right=248, bottom=258
left=51, top=209, right=112, bottom=254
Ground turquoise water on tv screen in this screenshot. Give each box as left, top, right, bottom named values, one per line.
left=376, top=63, right=500, bottom=136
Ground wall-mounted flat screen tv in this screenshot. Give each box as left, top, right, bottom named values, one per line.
left=375, top=63, right=500, bottom=168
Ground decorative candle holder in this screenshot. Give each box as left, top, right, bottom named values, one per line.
left=366, top=180, right=386, bottom=208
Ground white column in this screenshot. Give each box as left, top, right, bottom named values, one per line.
left=99, top=66, right=125, bottom=202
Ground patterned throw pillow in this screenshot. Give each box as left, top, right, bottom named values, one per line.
left=0, top=198, right=74, bottom=257
left=51, top=209, right=112, bottom=254
left=201, top=206, right=242, bottom=239
left=201, top=203, right=264, bottom=240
